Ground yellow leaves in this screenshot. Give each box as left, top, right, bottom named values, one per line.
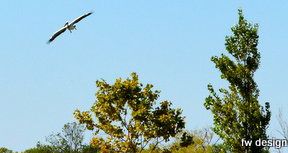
left=74, top=73, right=185, bottom=153
left=90, top=137, right=102, bottom=147
left=74, top=110, right=94, bottom=130
left=159, top=114, right=171, bottom=122
left=91, top=137, right=115, bottom=153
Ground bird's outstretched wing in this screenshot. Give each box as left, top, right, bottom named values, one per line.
left=47, top=26, right=67, bottom=44
left=70, top=12, right=93, bottom=25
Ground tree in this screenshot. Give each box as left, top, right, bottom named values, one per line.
left=275, top=110, right=288, bottom=153
left=23, top=143, right=54, bottom=153
left=74, top=72, right=185, bottom=153
left=278, top=110, right=288, bottom=139
left=168, top=128, right=223, bottom=153
left=0, top=147, right=13, bottom=153
left=46, top=122, right=85, bottom=153
left=204, top=9, right=271, bottom=153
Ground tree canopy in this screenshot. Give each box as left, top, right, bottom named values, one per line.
left=204, top=9, right=271, bottom=153
left=46, top=122, right=86, bottom=153
left=74, top=72, right=185, bottom=153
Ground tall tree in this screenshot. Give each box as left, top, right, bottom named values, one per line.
left=74, top=72, right=185, bottom=153
left=204, top=10, right=271, bottom=153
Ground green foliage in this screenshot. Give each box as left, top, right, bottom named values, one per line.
left=82, top=145, right=99, bottom=153
left=179, top=132, right=193, bottom=148
left=74, top=72, right=185, bottom=153
left=46, top=122, right=86, bottom=153
left=0, top=147, right=14, bottom=153
left=140, top=128, right=225, bottom=153
left=22, top=143, right=54, bottom=153
left=204, top=9, right=271, bottom=153
left=22, top=143, right=98, bottom=153
left=169, top=129, right=216, bottom=153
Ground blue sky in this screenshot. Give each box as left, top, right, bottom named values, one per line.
left=1, top=0, right=288, bottom=151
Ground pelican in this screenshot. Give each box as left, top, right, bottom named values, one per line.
left=47, top=11, right=93, bottom=44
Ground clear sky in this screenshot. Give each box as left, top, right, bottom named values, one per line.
left=1, top=0, right=288, bottom=151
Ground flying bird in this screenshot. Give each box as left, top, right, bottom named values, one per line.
left=47, top=12, right=93, bottom=44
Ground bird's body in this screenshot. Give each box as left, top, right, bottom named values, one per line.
left=48, top=12, right=93, bottom=44
left=65, top=22, right=76, bottom=32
